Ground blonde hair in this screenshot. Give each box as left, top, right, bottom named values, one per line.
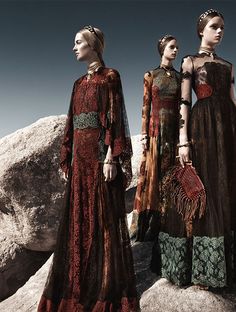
left=79, top=26, right=105, bottom=66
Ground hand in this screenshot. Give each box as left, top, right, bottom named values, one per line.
left=178, top=146, right=191, bottom=167
left=63, top=168, right=70, bottom=180
left=103, top=163, right=117, bottom=182
left=141, top=134, right=148, bottom=150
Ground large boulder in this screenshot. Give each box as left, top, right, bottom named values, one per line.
left=0, top=115, right=67, bottom=300
left=0, top=115, right=67, bottom=252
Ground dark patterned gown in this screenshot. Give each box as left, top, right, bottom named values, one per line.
left=37, top=67, right=139, bottom=311
left=133, top=66, right=181, bottom=241
left=151, top=53, right=236, bottom=287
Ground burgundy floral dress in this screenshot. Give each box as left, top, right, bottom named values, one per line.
left=37, top=67, right=139, bottom=311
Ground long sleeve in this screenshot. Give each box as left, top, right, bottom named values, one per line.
left=141, top=71, right=152, bottom=135
left=59, top=82, right=76, bottom=174
left=104, top=68, right=133, bottom=188
left=230, top=65, right=236, bottom=107
left=179, top=56, right=193, bottom=142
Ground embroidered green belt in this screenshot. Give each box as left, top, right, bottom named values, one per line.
left=73, top=111, right=100, bottom=129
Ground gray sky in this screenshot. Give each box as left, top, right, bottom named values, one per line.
left=0, top=0, right=235, bottom=138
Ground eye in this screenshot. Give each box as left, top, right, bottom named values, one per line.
left=211, top=24, right=218, bottom=30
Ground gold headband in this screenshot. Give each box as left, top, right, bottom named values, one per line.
left=83, top=25, right=100, bottom=39
left=198, top=9, right=221, bottom=25
left=159, top=34, right=173, bottom=46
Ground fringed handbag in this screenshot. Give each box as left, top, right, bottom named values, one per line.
left=162, top=163, right=206, bottom=237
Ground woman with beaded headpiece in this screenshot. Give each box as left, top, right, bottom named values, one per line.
left=133, top=35, right=180, bottom=241
left=176, top=9, right=236, bottom=289
left=37, top=25, right=139, bottom=311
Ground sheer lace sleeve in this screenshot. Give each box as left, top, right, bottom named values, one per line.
left=230, top=65, right=236, bottom=107
left=179, top=56, right=193, bottom=141
left=59, top=82, right=76, bottom=174
left=105, top=69, right=133, bottom=188
left=141, top=71, right=152, bottom=135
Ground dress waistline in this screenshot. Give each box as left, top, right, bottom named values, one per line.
left=73, top=111, right=100, bottom=129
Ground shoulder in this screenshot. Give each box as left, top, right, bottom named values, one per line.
left=143, top=69, right=153, bottom=82
left=173, top=68, right=180, bottom=75
left=181, top=54, right=194, bottom=71
left=73, top=75, right=86, bottom=86
left=217, top=56, right=233, bottom=68
left=181, top=54, right=194, bottom=64
left=103, top=67, right=121, bottom=81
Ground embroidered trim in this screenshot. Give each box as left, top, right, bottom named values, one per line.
left=73, top=111, right=100, bottom=129
left=192, top=236, right=227, bottom=287
left=159, top=232, right=191, bottom=285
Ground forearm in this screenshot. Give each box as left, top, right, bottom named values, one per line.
left=105, top=146, right=113, bottom=160
left=179, top=104, right=190, bottom=143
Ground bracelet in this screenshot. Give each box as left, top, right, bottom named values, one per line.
left=103, top=159, right=118, bottom=165
left=177, top=141, right=191, bottom=148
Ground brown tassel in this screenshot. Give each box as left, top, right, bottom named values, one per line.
left=162, top=164, right=207, bottom=237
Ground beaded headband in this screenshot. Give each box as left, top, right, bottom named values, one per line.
left=159, top=34, right=173, bottom=46
left=198, top=9, right=221, bottom=25
left=83, top=25, right=100, bottom=39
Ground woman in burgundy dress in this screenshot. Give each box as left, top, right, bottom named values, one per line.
left=37, top=25, right=139, bottom=311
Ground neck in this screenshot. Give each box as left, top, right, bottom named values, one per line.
left=199, top=40, right=216, bottom=53
left=86, top=55, right=102, bottom=68
left=160, top=57, right=172, bottom=68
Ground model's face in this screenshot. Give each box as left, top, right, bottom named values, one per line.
left=73, top=32, right=92, bottom=61
left=201, top=16, right=224, bottom=45
left=163, top=39, right=178, bottom=60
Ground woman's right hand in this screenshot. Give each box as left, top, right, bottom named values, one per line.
left=141, top=134, right=148, bottom=150
left=178, top=146, right=190, bottom=167
left=63, top=168, right=70, bottom=180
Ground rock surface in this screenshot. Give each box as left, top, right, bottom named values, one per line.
left=1, top=116, right=235, bottom=311
left=0, top=241, right=235, bottom=312
left=0, top=116, right=67, bottom=300
left=0, top=115, right=67, bottom=252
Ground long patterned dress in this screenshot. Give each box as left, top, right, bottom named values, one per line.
left=37, top=67, right=139, bottom=311
left=152, top=53, right=236, bottom=287
left=133, top=66, right=180, bottom=241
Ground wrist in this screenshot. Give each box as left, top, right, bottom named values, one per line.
left=177, top=141, right=191, bottom=148
left=104, top=159, right=117, bottom=165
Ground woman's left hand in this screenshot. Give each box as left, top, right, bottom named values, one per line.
left=103, top=163, right=117, bottom=182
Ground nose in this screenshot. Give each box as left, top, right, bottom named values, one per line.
left=73, top=45, right=77, bottom=52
